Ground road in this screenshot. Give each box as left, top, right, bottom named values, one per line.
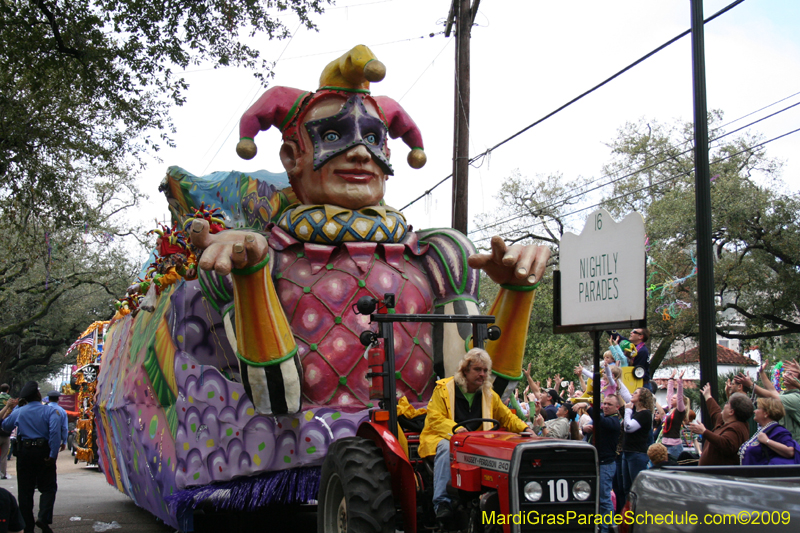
left=1, top=451, right=317, bottom=532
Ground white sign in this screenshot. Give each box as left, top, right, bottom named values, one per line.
left=559, top=209, right=645, bottom=327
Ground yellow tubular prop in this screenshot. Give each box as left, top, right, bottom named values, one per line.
left=484, top=288, right=536, bottom=379
left=319, top=44, right=379, bottom=90
left=232, top=263, right=296, bottom=365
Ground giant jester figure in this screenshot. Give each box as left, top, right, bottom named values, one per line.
left=94, top=45, right=548, bottom=529
left=190, top=44, right=548, bottom=415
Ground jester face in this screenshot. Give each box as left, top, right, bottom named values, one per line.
left=282, top=93, right=391, bottom=210
left=305, top=95, right=392, bottom=174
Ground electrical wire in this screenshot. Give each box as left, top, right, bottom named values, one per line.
left=399, top=0, right=746, bottom=212
left=200, top=22, right=302, bottom=175
left=398, top=38, right=453, bottom=103
left=467, top=96, right=800, bottom=236
left=471, top=124, right=800, bottom=247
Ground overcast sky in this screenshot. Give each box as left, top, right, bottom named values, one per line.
left=138, top=0, right=800, bottom=251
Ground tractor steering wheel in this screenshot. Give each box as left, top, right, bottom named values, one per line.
left=452, top=418, right=501, bottom=433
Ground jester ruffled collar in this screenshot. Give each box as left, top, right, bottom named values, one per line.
left=276, top=204, right=407, bottom=244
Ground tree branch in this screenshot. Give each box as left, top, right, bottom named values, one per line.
left=35, top=0, right=85, bottom=59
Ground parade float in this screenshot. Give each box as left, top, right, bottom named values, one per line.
left=67, top=320, right=108, bottom=464
left=94, top=45, right=544, bottom=530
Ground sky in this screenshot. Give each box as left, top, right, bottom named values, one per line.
left=137, top=0, right=800, bottom=255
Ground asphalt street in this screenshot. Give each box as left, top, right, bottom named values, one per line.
left=0, top=451, right=318, bottom=533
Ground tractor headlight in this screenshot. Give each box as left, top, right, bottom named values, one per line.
left=572, top=480, right=591, bottom=501
left=524, top=481, right=542, bottom=502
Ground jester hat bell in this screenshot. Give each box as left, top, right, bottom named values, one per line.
left=236, top=45, right=426, bottom=171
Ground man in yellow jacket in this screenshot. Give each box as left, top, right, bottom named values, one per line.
left=419, top=348, right=530, bottom=521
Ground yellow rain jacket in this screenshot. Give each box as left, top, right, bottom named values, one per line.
left=418, top=377, right=529, bottom=458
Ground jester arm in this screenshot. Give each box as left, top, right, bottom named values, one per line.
left=190, top=219, right=270, bottom=274
left=468, top=236, right=550, bottom=383
left=189, top=219, right=301, bottom=415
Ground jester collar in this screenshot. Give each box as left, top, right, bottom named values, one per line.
left=276, top=204, right=407, bottom=244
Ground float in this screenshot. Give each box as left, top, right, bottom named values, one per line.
left=94, top=45, right=540, bottom=530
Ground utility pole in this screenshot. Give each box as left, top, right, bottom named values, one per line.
left=446, top=0, right=480, bottom=234
left=690, top=0, right=718, bottom=420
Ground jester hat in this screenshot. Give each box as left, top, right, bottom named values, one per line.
left=235, top=45, right=426, bottom=172
left=149, top=223, right=188, bottom=257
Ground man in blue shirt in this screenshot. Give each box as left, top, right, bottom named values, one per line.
left=45, top=392, right=68, bottom=450
left=1, top=382, right=61, bottom=533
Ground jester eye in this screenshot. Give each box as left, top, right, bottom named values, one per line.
left=364, top=133, right=378, bottom=145
left=323, top=131, right=340, bottom=142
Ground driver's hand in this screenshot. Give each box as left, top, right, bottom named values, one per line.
left=454, top=426, right=468, bottom=434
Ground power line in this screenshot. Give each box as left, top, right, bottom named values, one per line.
left=468, top=97, right=800, bottom=236
left=471, top=124, right=800, bottom=246
left=201, top=22, right=302, bottom=175
left=181, top=32, right=447, bottom=74
left=399, top=0, right=746, bottom=212
left=398, top=38, right=453, bottom=103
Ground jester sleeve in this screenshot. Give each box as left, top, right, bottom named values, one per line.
left=417, top=229, right=536, bottom=396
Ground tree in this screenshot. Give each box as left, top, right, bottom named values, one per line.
left=474, top=172, right=593, bottom=384
left=601, top=115, right=798, bottom=346
left=0, top=181, right=139, bottom=389
left=474, top=112, right=800, bottom=378
left=0, top=0, right=331, bottom=388
left=1, top=0, right=330, bottom=221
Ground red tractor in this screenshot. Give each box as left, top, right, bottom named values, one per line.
left=318, top=294, right=599, bottom=533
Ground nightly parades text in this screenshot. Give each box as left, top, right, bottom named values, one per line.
left=578, top=253, right=619, bottom=302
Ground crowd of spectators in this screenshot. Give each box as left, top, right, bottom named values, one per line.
left=501, top=334, right=800, bottom=529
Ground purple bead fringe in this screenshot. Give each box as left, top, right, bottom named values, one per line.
left=165, top=466, right=321, bottom=514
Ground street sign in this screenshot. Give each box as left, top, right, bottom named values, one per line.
left=555, top=209, right=646, bottom=331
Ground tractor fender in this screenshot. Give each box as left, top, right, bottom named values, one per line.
left=357, top=422, right=417, bottom=533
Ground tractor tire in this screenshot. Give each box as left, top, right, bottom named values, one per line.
left=318, top=436, right=395, bottom=533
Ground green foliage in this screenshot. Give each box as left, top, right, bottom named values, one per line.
left=757, top=336, right=800, bottom=365
left=600, top=114, right=799, bottom=346
left=521, top=273, right=592, bottom=383
left=1, top=0, right=330, bottom=222
left=0, top=188, right=139, bottom=388
left=473, top=111, right=800, bottom=381
left=0, top=0, right=330, bottom=388
left=478, top=269, right=590, bottom=386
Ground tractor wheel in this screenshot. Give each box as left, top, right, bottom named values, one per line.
left=318, top=436, right=395, bottom=533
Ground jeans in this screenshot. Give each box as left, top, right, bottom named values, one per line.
left=622, top=451, right=649, bottom=497
left=598, top=462, right=616, bottom=533
left=665, top=443, right=683, bottom=460
left=433, top=439, right=452, bottom=511
left=613, top=454, right=625, bottom=513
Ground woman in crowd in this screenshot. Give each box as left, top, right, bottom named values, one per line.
left=576, top=403, right=593, bottom=441
left=661, top=369, right=687, bottom=459
left=621, top=387, right=654, bottom=496
left=677, top=409, right=702, bottom=462
left=739, top=397, right=800, bottom=465
left=647, top=443, right=677, bottom=469
left=688, top=384, right=753, bottom=466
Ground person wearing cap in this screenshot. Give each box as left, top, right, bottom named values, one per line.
left=541, top=389, right=560, bottom=421
left=1, top=381, right=61, bottom=533
left=188, top=45, right=551, bottom=417
left=45, top=392, right=68, bottom=450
